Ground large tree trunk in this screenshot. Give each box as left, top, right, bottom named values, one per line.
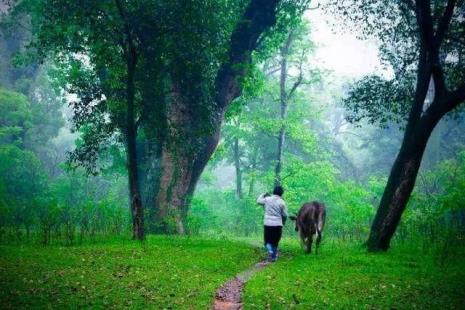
left=125, top=44, right=144, bottom=240
left=151, top=0, right=281, bottom=233
left=155, top=145, right=194, bottom=235
left=366, top=112, right=440, bottom=251
left=366, top=80, right=465, bottom=251
left=153, top=83, right=223, bottom=234
left=366, top=40, right=433, bottom=251
left=154, top=123, right=221, bottom=234
left=116, top=0, right=144, bottom=240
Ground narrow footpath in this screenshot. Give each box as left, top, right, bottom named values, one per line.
left=213, top=260, right=270, bottom=310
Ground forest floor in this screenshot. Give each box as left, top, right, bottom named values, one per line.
left=1, top=236, right=464, bottom=309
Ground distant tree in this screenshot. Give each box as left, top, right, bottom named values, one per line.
left=1, top=6, right=65, bottom=175
left=0, top=88, right=31, bottom=146
left=0, top=1, right=40, bottom=92
left=220, top=22, right=319, bottom=196
left=267, top=22, right=316, bottom=185
left=0, top=144, right=47, bottom=240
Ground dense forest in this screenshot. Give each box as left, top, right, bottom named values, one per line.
left=1, top=0, right=464, bottom=309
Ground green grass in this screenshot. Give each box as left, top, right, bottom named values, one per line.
left=244, top=238, right=465, bottom=309
left=0, top=235, right=258, bottom=309
left=2, top=235, right=464, bottom=309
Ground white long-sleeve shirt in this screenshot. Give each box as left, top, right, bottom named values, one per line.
left=257, top=193, right=288, bottom=226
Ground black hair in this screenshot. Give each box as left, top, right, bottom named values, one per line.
left=273, top=185, right=284, bottom=196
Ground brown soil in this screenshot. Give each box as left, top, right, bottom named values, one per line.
left=213, top=261, right=270, bottom=310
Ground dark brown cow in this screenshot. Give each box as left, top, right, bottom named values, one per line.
left=289, top=201, right=326, bottom=254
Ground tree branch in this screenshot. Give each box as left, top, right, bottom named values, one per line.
left=445, top=83, right=465, bottom=113
left=288, top=72, right=303, bottom=99
left=215, top=0, right=280, bottom=110
left=414, top=0, right=448, bottom=113
left=431, top=61, right=446, bottom=96
left=264, top=66, right=281, bottom=76
left=415, top=0, right=435, bottom=51
left=288, top=47, right=307, bottom=99
left=430, top=0, right=456, bottom=102
left=115, top=0, right=135, bottom=50
left=434, top=0, right=456, bottom=48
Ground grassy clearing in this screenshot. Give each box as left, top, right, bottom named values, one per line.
left=0, top=235, right=258, bottom=309
left=244, top=238, right=465, bottom=309
left=2, top=235, right=464, bottom=309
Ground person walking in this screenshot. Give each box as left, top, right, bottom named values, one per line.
left=257, top=186, right=288, bottom=262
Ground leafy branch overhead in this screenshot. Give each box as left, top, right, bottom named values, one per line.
left=326, top=0, right=465, bottom=127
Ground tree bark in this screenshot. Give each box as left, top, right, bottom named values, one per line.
left=233, top=136, right=243, bottom=199
left=274, top=32, right=292, bottom=186
left=248, top=145, right=259, bottom=196
left=117, top=0, right=144, bottom=240
left=154, top=129, right=220, bottom=234
left=154, top=143, right=194, bottom=234
left=366, top=111, right=440, bottom=251
left=152, top=80, right=221, bottom=234
left=126, top=49, right=144, bottom=240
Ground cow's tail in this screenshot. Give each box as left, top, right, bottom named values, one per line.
left=315, top=202, right=326, bottom=243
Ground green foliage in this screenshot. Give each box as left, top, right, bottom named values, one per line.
left=326, top=0, right=465, bottom=126
left=188, top=190, right=262, bottom=237
left=344, top=76, right=414, bottom=126
left=254, top=0, right=311, bottom=61
left=190, top=153, right=379, bottom=239
left=0, top=158, right=130, bottom=245
left=277, top=157, right=376, bottom=239
left=193, top=21, right=378, bottom=239
left=0, top=88, right=32, bottom=145
left=424, top=151, right=465, bottom=211
left=0, top=70, right=129, bottom=245
left=0, top=80, right=64, bottom=156
left=400, top=150, right=465, bottom=241
left=22, top=0, right=249, bottom=168
left=0, top=144, right=47, bottom=234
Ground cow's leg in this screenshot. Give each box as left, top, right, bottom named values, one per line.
left=299, top=230, right=307, bottom=252
left=316, top=230, right=322, bottom=255
left=306, top=235, right=313, bottom=254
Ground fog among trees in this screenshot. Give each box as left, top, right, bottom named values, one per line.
left=1, top=1, right=464, bottom=308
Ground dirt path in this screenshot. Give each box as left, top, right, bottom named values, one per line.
left=213, top=261, right=270, bottom=310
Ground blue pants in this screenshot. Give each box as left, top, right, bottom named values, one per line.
left=265, top=243, right=278, bottom=260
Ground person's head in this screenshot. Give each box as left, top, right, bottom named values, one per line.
left=273, top=185, right=284, bottom=197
